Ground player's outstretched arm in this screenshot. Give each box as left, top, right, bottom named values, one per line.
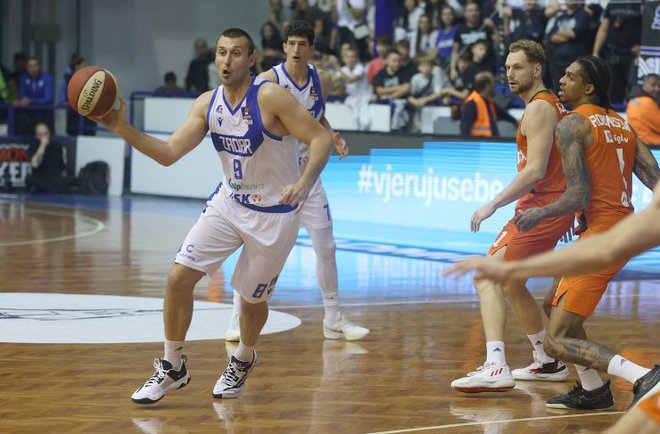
left=632, top=135, right=660, bottom=191
left=93, top=92, right=211, bottom=166
left=470, top=100, right=555, bottom=232
left=444, top=185, right=660, bottom=282
left=514, top=113, right=592, bottom=232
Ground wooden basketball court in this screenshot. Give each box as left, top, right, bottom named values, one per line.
left=1, top=197, right=658, bottom=433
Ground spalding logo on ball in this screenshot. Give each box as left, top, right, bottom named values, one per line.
left=67, top=66, right=118, bottom=117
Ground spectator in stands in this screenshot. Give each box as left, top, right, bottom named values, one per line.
left=425, top=0, right=444, bottom=29
left=408, top=58, right=451, bottom=131
left=333, top=0, right=370, bottom=62
left=432, top=6, right=458, bottom=70
left=322, top=53, right=347, bottom=96
left=450, top=1, right=498, bottom=82
left=26, top=123, right=74, bottom=193
left=185, top=38, right=213, bottom=93
left=469, top=40, right=493, bottom=76
left=367, top=35, right=391, bottom=85
left=260, top=22, right=285, bottom=72
left=373, top=49, right=413, bottom=131
left=545, top=0, right=590, bottom=91
left=268, top=0, right=293, bottom=36
left=0, top=64, right=10, bottom=104
left=60, top=54, right=95, bottom=136
left=293, top=0, right=328, bottom=52
left=341, top=47, right=371, bottom=97
left=626, top=74, right=660, bottom=146
left=395, top=39, right=419, bottom=84
left=592, top=1, right=642, bottom=105
left=394, top=0, right=426, bottom=43
left=502, top=0, right=547, bottom=46
left=13, top=57, right=54, bottom=135
left=447, top=51, right=473, bottom=101
left=8, top=52, right=27, bottom=102
left=411, top=14, right=436, bottom=60
left=460, top=71, right=517, bottom=137
left=155, top=71, right=187, bottom=95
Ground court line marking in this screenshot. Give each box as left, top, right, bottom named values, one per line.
left=365, top=411, right=625, bottom=434
left=0, top=209, right=105, bottom=247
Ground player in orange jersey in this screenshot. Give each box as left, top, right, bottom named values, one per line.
left=446, top=56, right=659, bottom=410
left=450, top=40, right=573, bottom=394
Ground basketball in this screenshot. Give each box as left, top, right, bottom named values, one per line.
left=67, top=66, right=118, bottom=118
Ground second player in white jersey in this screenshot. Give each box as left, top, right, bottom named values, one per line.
left=226, top=20, right=369, bottom=342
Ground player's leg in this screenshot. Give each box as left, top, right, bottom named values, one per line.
left=504, top=277, right=568, bottom=382
left=225, top=289, right=242, bottom=342
left=303, top=182, right=369, bottom=341
left=213, top=209, right=300, bottom=399
left=132, top=202, right=242, bottom=404
left=451, top=246, right=515, bottom=393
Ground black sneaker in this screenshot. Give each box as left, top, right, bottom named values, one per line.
left=631, top=365, right=660, bottom=408
left=131, top=356, right=191, bottom=404
left=546, top=380, right=614, bottom=410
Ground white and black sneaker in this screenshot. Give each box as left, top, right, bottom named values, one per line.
left=512, top=351, right=570, bottom=381
left=131, top=356, right=191, bottom=404
left=212, top=351, right=257, bottom=399
left=631, top=365, right=660, bottom=408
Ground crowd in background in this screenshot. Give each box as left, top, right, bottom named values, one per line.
left=0, top=0, right=657, bottom=141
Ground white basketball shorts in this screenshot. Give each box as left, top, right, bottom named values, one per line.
left=174, top=196, right=300, bottom=304
left=300, top=178, right=332, bottom=230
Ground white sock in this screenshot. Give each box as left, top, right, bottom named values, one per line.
left=232, top=290, right=242, bottom=316
left=234, top=342, right=254, bottom=363
left=164, top=339, right=184, bottom=369
left=607, top=355, right=650, bottom=385
left=574, top=364, right=604, bottom=391
left=308, top=227, right=340, bottom=322
left=486, top=341, right=506, bottom=366
left=527, top=330, right=553, bottom=363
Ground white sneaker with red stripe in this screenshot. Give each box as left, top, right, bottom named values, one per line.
left=451, top=363, right=515, bottom=393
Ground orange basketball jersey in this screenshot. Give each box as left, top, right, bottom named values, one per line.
left=572, top=104, right=636, bottom=230
left=516, top=91, right=569, bottom=208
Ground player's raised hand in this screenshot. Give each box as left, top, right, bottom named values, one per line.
left=333, top=132, right=349, bottom=159
left=91, top=96, right=128, bottom=134
left=471, top=203, right=496, bottom=232
left=442, top=255, right=510, bottom=283
left=513, top=207, right=543, bottom=232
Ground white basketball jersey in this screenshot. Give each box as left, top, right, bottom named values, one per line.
left=207, top=76, right=299, bottom=212
left=272, top=63, right=325, bottom=169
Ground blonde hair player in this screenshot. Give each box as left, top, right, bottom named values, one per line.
left=446, top=56, right=659, bottom=411
left=225, top=20, right=369, bottom=342
left=450, top=39, right=573, bottom=394
left=93, top=28, right=333, bottom=404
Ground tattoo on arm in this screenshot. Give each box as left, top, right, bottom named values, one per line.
left=546, top=334, right=616, bottom=372
left=633, top=138, right=660, bottom=190
left=533, top=114, right=592, bottom=220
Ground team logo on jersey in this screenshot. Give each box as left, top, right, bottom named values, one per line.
left=284, top=84, right=292, bottom=92
left=216, top=105, right=223, bottom=114
left=228, top=192, right=263, bottom=205
left=310, top=85, right=319, bottom=101
left=241, top=106, right=253, bottom=125
left=251, top=194, right=262, bottom=204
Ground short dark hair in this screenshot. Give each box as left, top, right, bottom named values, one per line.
left=575, top=56, right=612, bottom=108
left=164, top=71, right=176, bottom=82
left=376, top=35, right=392, bottom=46
left=643, top=73, right=660, bottom=84
left=473, top=71, right=494, bottom=92
left=219, top=28, right=256, bottom=55
left=384, top=48, right=401, bottom=59
left=509, top=39, right=545, bottom=67
left=284, top=20, right=315, bottom=45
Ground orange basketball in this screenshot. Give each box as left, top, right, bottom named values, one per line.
left=67, top=66, right=118, bottom=118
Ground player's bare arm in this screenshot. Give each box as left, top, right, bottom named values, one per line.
left=632, top=135, right=660, bottom=190
left=258, top=69, right=278, bottom=83
left=258, top=83, right=332, bottom=205
left=317, top=69, right=349, bottom=158
left=94, top=92, right=211, bottom=166
left=470, top=100, right=555, bottom=232
left=514, top=113, right=592, bottom=232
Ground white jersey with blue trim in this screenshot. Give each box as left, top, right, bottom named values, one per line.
left=207, top=75, right=299, bottom=212
left=272, top=63, right=325, bottom=169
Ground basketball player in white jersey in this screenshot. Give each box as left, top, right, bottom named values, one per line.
left=93, top=28, right=333, bottom=404
left=225, top=21, right=369, bottom=342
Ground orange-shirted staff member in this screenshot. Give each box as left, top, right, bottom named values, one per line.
left=446, top=56, right=660, bottom=411
left=626, top=73, right=660, bottom=146
left=460, top=71, right=517, bottom=138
